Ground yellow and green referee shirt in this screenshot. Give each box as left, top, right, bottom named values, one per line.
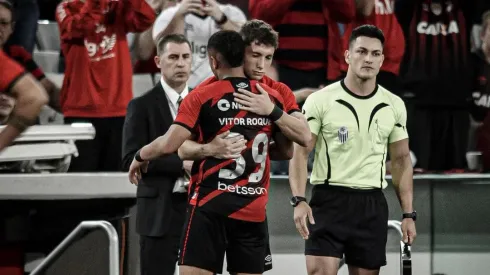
left=303, top=79, right=408, bottom=189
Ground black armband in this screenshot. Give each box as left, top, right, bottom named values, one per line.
left=269, top=105, right=283, bottom=122
left=135, top=149, right=144, bottom=162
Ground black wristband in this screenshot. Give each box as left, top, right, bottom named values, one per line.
left=269, top=105, right=283, bottom=122
left=215, top=13, right=228, bottom=25
left=290, top=196, right=307, bottom=207
left=135, top=149, right=144, bottom=162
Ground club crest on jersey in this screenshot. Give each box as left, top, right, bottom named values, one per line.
left=236, top=82, right=249, bottom=89
left=338, top=126, right=348, bottom=144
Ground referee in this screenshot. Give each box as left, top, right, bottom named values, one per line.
left=289, top=25, right=416, bottom=275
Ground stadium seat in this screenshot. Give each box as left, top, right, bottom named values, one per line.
left=0, top=124, right=95, bottom=173
left=33, top=51, right=60, bottom=73
left=45, top=72, right=64, bottom=87
left=37, top=73, right=64, bottom=125
left=44, top=73, right=154, bottom=99
left=36, top=20, right=61, bottom=51
left=132, top=74, right=155, bottom=98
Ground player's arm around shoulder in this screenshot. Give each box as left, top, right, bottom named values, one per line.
left=177, top=84, right=247, bottom=161
left=178, top=131, right=247, bottom=161
left=129, top=89, right=205, bottom=184
left=274, top=81, right=311, bottom=143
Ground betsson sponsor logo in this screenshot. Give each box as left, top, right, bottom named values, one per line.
left=218, top=182, right=267, bottom=195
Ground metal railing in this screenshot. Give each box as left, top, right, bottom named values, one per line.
left=339, top=220, right=410, bottom=274
left=30, top=220, right=119, bottom=275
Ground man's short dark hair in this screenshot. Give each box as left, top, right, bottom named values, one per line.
left=240, top=19, right=279, bottom=49
left=156, top=34, right=191, bottom=56
left=348, top=24, right=385, bottom=48
left=207, top=30, right=245, bottom=68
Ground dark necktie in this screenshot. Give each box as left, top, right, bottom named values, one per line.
left=177, top=96, right=183, bottom=110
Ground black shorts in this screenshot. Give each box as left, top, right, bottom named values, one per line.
left=263, top=218, right=273, bottom=271
left=179, top=206, right=269, bottom=274
left=305, top=185, right=388, bottom=270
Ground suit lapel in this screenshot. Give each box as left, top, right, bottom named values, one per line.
left=153, top=82, right=174, bottom=127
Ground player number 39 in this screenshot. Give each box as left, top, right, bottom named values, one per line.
left=218, top=133, right=269, bottom=183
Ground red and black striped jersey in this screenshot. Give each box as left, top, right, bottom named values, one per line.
left=0, top=50, right=26, bottom=94
left=396, top=0, right=473, bottom=106
left=197, top=75, right=300, bottom=114
left=3, top=45, right=45, bottom=81
left=249, top=0, right=355, bottom=80
left=174, top=77, right=285, bottom=222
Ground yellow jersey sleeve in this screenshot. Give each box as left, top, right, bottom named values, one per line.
left=302, top=93, right=323, bottom=136
left=389, top=98, right=409, bottom=143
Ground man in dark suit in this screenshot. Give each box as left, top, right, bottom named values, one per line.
left=122, top=34, right=247, bottom=275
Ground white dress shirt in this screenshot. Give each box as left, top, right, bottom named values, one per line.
left=161, top=77, right=189, bottom=193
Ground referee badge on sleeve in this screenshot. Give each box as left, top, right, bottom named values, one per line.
left=338, top=126, right=348, bottom=144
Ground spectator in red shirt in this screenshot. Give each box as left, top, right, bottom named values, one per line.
left=341, top=0, right=405, bottom=94
left=56, top=0, right=155, bottom=172
left=0, top=0, right=61, bottom=113
left=132, top=0, right=177, bottom=75
left=249, top=0, right=362, bottom=91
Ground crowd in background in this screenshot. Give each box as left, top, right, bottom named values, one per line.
left=2, top=0, right=490, bottom=173
left=2, top=1, right=490, bottom=275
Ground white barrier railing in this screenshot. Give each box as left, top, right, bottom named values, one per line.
left=30, top=220, right=119, bottom=275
